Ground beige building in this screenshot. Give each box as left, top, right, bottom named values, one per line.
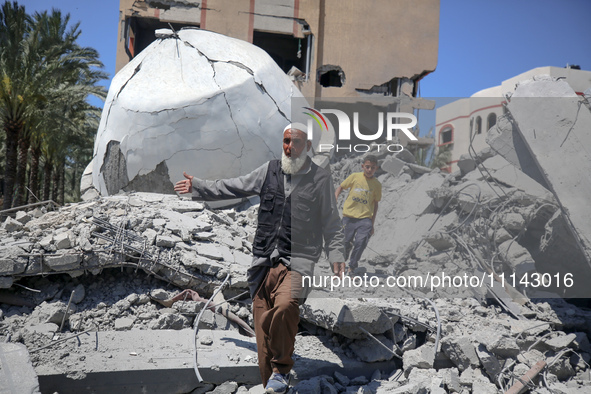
left=116, top=0, right=439, bottom=101
left=435, top=66, right=591, bottom=172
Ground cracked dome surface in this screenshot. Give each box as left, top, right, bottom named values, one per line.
left=91, top=28, right=304, bottom=196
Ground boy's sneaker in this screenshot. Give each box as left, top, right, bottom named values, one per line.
left=265, top=372, right=290, bottom=393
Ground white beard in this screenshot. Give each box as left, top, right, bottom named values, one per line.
left=281, top=151, right=308, bottom=174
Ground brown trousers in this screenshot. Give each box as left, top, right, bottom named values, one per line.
left=253, top=263, right=302, bottom=386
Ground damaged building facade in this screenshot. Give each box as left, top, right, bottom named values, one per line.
left=116, top=0, right=439, bottom=98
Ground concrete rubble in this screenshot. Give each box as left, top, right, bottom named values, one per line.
left=1, top=76, right=591, bottom=393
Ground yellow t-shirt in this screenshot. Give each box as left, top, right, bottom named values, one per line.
left=341, top=172, right=382, bottom=219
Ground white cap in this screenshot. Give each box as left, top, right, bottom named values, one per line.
left=283, top=122, right=309, bottom=134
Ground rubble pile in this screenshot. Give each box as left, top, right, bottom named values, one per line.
left=1, top=76, right=591, bottom=393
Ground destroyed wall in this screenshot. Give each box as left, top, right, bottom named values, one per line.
left=89, top=28, right=307, bottom=198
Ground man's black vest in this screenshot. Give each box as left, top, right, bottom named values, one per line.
left=252, top=159, right=330, bottom=261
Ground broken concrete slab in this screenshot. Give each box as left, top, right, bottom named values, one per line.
left=440, top=336, right=480, bottom=372
left=0, top=343, right=40, bottom=394
left=365, top=172, right=450, bottom=262
left=465, top=154, right=554, bottom=202
left=486, top=114, right=550, bottom=190
left=507, top=77, right=591, bottom=269
left=300, top=297, right=392, bottom=339
left=403, top=344, right=434, bottom=370
left=36, top=329, right=259, bottom=392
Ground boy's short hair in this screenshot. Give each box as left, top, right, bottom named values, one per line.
left=363, top=155, right=378, bottom=165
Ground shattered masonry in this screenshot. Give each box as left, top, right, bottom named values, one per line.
left=2, top=76, right=591, bottom=393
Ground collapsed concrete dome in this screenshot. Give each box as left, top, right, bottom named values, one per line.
left=89, top=28, right=316, bottom=198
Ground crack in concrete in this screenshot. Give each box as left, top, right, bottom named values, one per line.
left=178, top=35, right=289, bottom=124
left=254, top=81, right=289, bottom=121
left=118, top=94, right=224, bottom=115
left=97, top=62, right=144, bottom=141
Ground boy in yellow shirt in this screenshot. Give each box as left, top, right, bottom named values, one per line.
left=335, top=155, right=381, bottom=275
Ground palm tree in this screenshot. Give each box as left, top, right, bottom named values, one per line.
left=0, top=3, right=106, bottom=208
left=0, top=1, right=33, bottom=209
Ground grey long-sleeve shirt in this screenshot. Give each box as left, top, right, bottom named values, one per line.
left=191, top=159, right=345, bottom=296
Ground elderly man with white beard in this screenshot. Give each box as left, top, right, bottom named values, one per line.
left=174, top=123, right=345, bottom=393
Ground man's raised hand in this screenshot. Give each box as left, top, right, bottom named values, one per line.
left=174, top=171, right=194, bottom=194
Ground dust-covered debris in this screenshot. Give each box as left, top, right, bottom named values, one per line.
left=2, top=76, right=591, bottom=393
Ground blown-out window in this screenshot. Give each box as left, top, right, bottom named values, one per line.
left=440, top=126, right=453, bottom=145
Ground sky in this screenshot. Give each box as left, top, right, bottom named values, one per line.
left=20, top=0, right=591, bottom=106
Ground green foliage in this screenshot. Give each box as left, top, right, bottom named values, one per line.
left=0, top=1, right=106, bottom=208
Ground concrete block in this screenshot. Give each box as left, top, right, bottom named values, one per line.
left=471, top=380, right=498, bottom=394
left=197, top=243, right=225, bottom=261
left=489, top=336, right=520, bottom=359
left=0, top=343, right=40, bottom=394
left=15, top=211, right=32, bottom=224
left=497, top=240, right=536, bottom=276
left=27, top=301, right=70, bottom=325
left=441, top=336, right=480, bottom=372
left=72, top=284, right=86, bottom=304
left=403, top=345, right=434, bottom=369
left=44, top=253, right=82, bottom=271
left=381, top=156, right=406, bottom=177
left=349, top=335, right=395, bottom=362
left=517, top=349, right=544, bottom=368
left=544, top=333, right=577, bottom=352
left=54, top=231, right=74, bottom=249
left=475, top=344, right=501, bottom=380
left=395, top=149, right=416, bottom=164
left=150, top=313, right=189, bottom=330
left=155, top=234, right=180, bottom=248
left=3, top=216, right=23, bottom=232
left=114, top=317, right=136, bottom=330
left=300, top=298, right=392, bottom=339
left=548, top=357, right=575, bottom=381
left=210, top=381, right=238, bottom=393
left=457, top=153, right=476, bottom=176
left=458, top=366, right=487, bottom=387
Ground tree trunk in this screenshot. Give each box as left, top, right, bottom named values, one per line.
left=28, top=147, right=41, bottom=204
left=58, top=161, right=65, bottom=205
left=43, top=161, right=51, bottom=201
left=13, top=134, right=30, bottom=207
left=2, top=121, right=21, bottom=210
left=71, top=164, right=77, bottom=201
left=51, top=164, right=59, bottom=203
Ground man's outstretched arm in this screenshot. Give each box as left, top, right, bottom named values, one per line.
left=174, top=162, right=268, bottom=201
